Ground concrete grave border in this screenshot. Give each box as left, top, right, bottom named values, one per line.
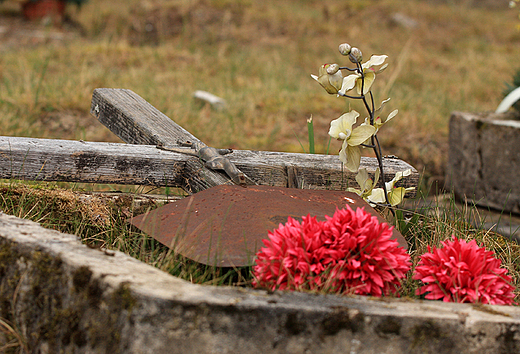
left=1, top=213, right=520, bottom=353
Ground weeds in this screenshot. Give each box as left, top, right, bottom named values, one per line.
left=0, top=318, right=27, bottom=354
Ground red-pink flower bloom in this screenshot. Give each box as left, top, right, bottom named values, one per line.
left=413, top=236, right=515, bottom=305
left=252, top=205, right=410, bottom=296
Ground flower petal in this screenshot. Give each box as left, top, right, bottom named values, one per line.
left=347, top=187, right=363, bottom=196
left=338, top=139, right=349, bottom=164
left=374, top=168, right=381, bottom=186
left=329, top=71, right=343, bottom=92
left=355, top=71, right=376, bottom=95
left=361, top=55, right=388, bottom=69
left=385, top=109, right=398, bottom=124
left=339, top=74, right=360, bottom=95
left=348, top=125, right=376, bottom=146
left=385, top=169, right=412, bottom=190
left=344, top=145, right=362, bottom=172
left=375, top=63, right=389, bottom=74
left=367, top=188, right=386, bottom=204
left=328, top=111, right=359, bottom=139
left=374, top=98, right=391, bottom=116
left=388, top=187, right=407, bottom=206
left=312, top=64, right=344, bottom=94
left=355, top=168, right=370, bottom=191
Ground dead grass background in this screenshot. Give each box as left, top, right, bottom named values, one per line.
left=1, top=0, right=519, bottom=190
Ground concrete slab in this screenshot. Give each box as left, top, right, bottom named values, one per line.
left=1, top=212, right=520, bottom=353
left=447, top=111, right=520, bottom=215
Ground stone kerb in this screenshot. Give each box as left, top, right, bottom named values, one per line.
left=1, top=212, right=520, bottom=353
left=447, top=111, right=520, bottom=214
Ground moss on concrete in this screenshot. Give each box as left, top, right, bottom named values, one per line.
left=375, top=316, right=402, bottom=337
left=0, top=239, right=138, bottom=353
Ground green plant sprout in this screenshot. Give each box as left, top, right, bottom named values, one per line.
left=307, top=115, right=315, bottom=154
left=311, top=43, right=413, bottom=207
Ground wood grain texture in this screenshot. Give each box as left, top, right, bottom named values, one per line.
left=0, top=136, right=187, bottom=186
left=229, top=150, right=418, bottom=194
left=90, top=88, right=233, bottom=191
left=0, top=136, right=418, bottom=194
left=91, top=88, right=198, bottom=146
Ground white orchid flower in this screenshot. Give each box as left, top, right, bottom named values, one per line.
left=339, top=55, right=388, bottom=96
left=311, top=64, right=343, bottom=95
left=362, top=102, right=398, bottom=133
left=347, top=168, right=380, bottom=199
left=367, top=169, right=415, bottom=206
left=328, top=110, right=376, bottom=172
left=359, top=99, right=398, bottom=145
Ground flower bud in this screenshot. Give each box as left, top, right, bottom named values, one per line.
left=338, top=43, right=351, bottom=56
left=326, top=63, right=340, bottom=75
left=349, top=47, right=363, bottom=64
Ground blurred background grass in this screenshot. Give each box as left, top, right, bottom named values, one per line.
left=1, top=0, right=519, bottom=192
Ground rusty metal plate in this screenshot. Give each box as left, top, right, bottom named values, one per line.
left=129, top=185, right=407, bottom=267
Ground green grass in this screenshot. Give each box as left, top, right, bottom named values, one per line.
left=0, top=0, right=520, bottom=303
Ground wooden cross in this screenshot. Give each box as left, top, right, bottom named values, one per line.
left=0, top=88, right=418, bottom=193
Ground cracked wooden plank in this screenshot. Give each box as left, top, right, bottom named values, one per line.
left=0, top=136, right=418, bottom=194
left=0, top=136, right=186, bottom=186
left=90, top=88, right=233, bottom=192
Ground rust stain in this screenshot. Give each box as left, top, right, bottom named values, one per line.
left=130, top=185, right=407, bottom=267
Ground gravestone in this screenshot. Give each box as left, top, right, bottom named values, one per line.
left=447, top=111, right=520, bottom=214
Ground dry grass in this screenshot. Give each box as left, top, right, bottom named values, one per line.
left=0, top=317, right=27, bottom=354
left=393, top=196, right=520, bottom=300
left=0, top=0, right=520, bottom=302
left=0, top=181, right=250, bottom=287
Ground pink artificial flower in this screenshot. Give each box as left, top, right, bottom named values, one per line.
left=252, top=205, right=411, bottom=296
left=413, top=236, right=515, bottom=305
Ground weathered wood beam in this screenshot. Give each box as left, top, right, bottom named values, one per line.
left=90, top=88, right=419, bottom=194
left=0, top=136, right=418, bottom=193
left=229, top=150, right=418, bottom=193
left=0, top=136, right=187, bottom=186
left=90, top=88, right=232, bottom=192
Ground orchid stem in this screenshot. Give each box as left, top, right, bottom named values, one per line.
left=373, top=134, right=393, bottom=214
left=338, top=93, right=364, bottom=99
left=360, top=143, right=376, bottom=148
left=337, top=55, right=393, bottom=213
